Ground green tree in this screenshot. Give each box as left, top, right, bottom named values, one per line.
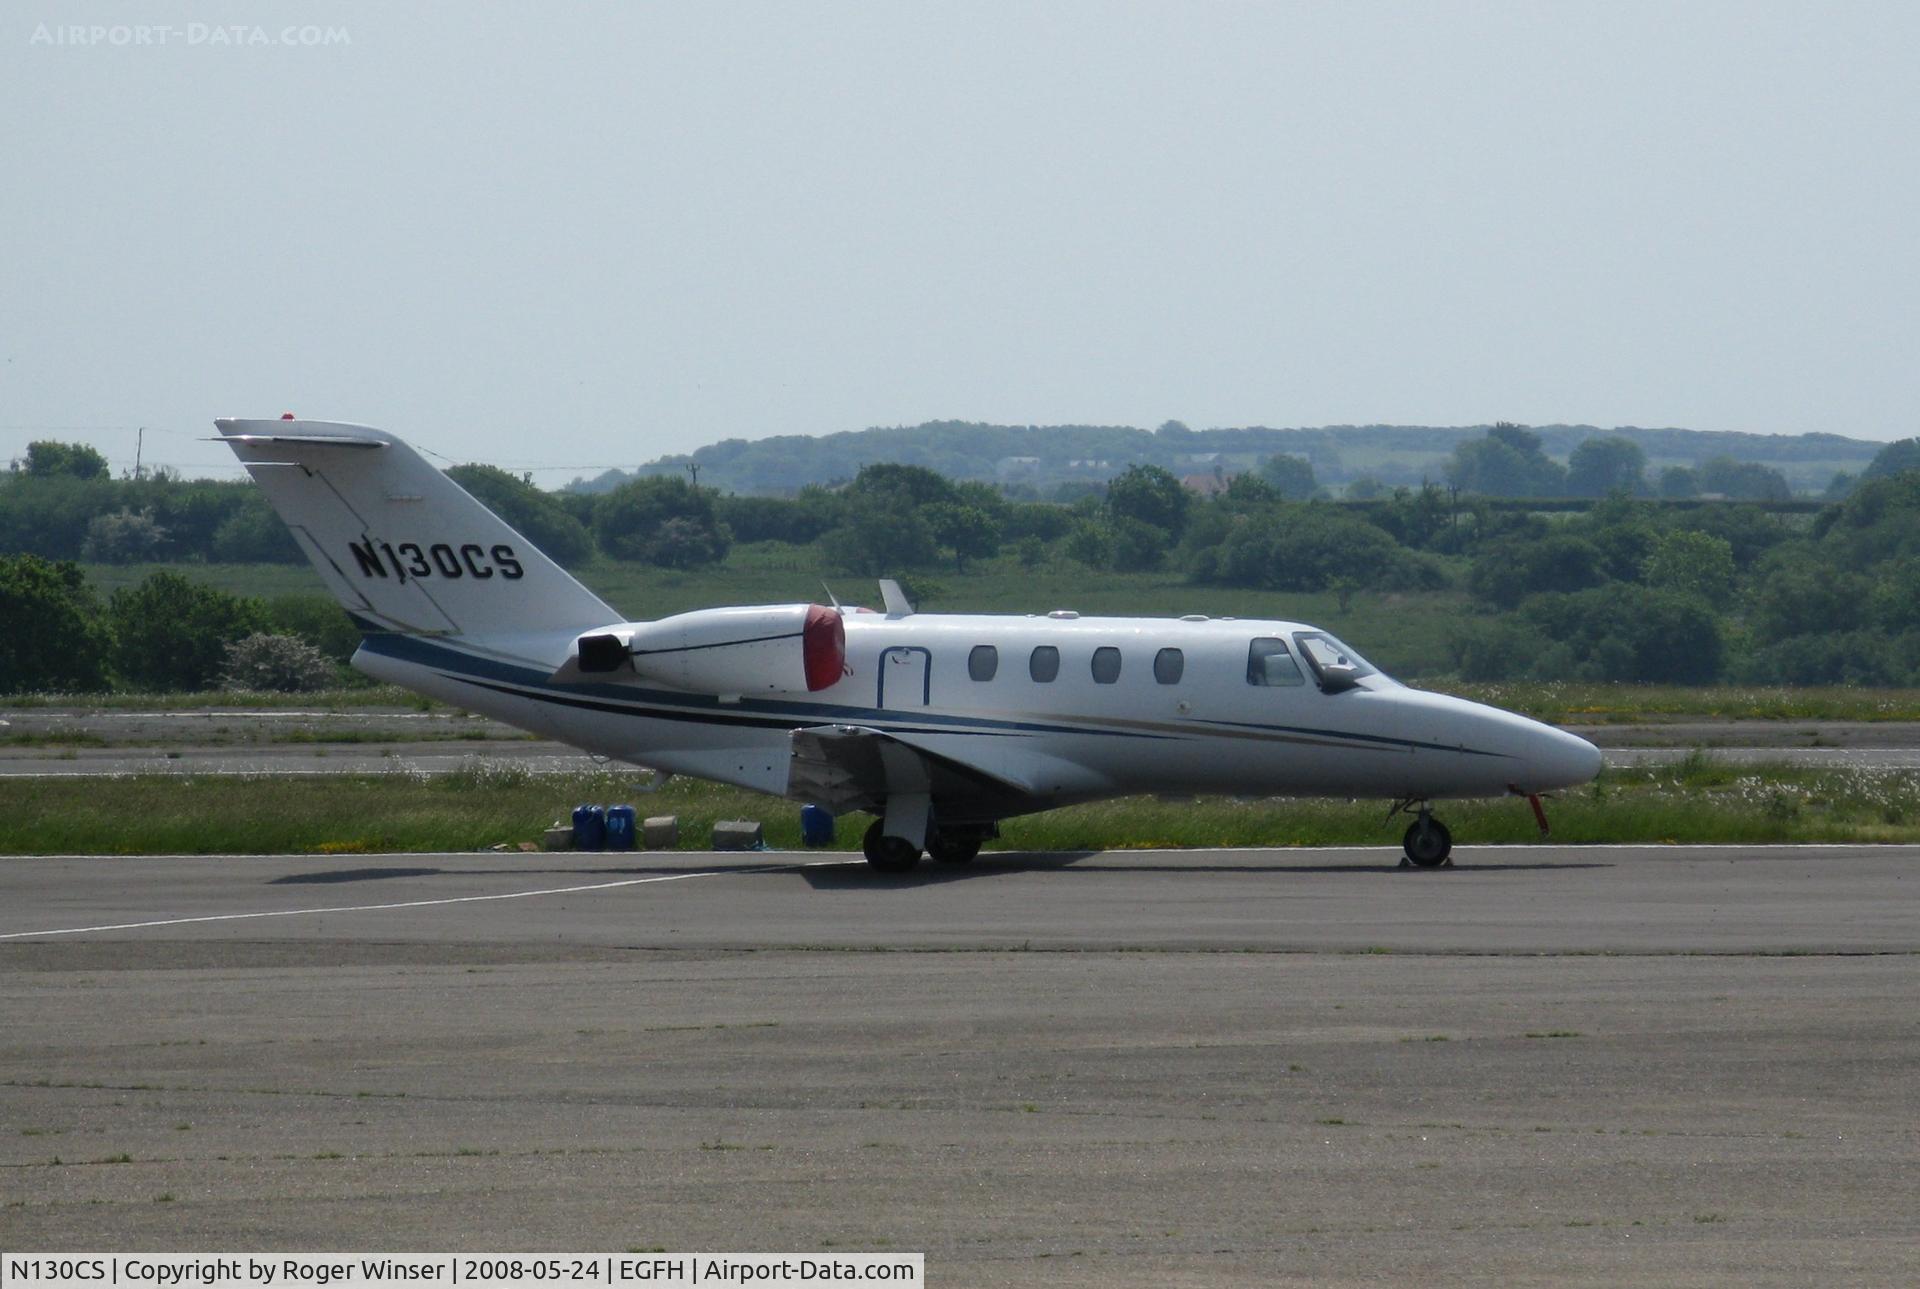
left=1256, top=454, right=1317, bottom=501
left=925, top=502, right=1003, bottom=572
left=265, top=593, right=360, bottom=664
left=1868, top=559, right=1920, bottom=633
left=1863, top=437, right=1920, bottom=480
left=1642, top=530, right=1736, bottom=604
left=843, top=462, right=958, bottom=509
left=0, top=474, right=119, bottom=559
left=447, top=464, right=594, bottom=567
left=21, top=441, right=109, bottom=480
left=1467, top=534, right=1607, bottom=608
left=1344, top=476, right=1387, bottom=500
left=1656, top=466, right=1698, bottom=498
left=594, top=476, right=731, bottom=567
left=1741, top=631, right=1907, bottom=686
left=0, top=555, right=115, bottom=693
left=1695, top=456, right=1791, bottom=501
left=210, top=493, right=304, bottom=564
left=1104, top=464, right=1192, bottom=538
left=1519, top=584, right=1724, bottom=683
left=1445, top=423, right=1566, bottom=498
left=1747, top=557, right=1870, bottom=643
left=1447, top=617, right=1555, bottom=682
left=108, top=571, right=267, bottom=691
left=822, top=502, right=937, bottom=574
left=1565, top=436, right=1647, bottom=497
left=1810, top=472, right=1920, bottom=568
left=1204, top=508, right=1443, bottom=593
left=1062, top=518, right=1115, bottom=569
left=81, top=508, right=168, bottom=563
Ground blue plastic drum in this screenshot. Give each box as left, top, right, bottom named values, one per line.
left=605, top=804, right=636, bottom=852
left=572, top=803, right=607, bottom=852
left=800, top=804, right=835, bottom=847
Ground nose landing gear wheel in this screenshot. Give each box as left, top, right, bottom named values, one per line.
left=863, top=819, right=923, bottom=873
left=1402, top=817, right=1453, bottom=868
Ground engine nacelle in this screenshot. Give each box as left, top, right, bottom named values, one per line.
left=554, top=603, right=845, bottom=694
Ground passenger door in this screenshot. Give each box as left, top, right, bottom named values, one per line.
left=877, top=646, right=932, bottom=709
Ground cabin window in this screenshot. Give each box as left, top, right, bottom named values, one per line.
left=1029, top=645, right=1060, bottom=683
left=1154, top=647, right=1184, bottom=685
left=968, top=645, right=998, bottom=682
left=1091, top=646, right=1122, bottom=684
left=1247, top=637, right=1306, bottom=687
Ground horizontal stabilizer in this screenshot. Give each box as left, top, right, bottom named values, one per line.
left=212, top=433, right=387, bottom=449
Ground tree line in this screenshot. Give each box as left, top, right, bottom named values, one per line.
left=8, top=428, right=1920, bottom=693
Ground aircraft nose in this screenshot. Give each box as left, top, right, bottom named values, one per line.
left=1521, top=724, right=1604, bottom=790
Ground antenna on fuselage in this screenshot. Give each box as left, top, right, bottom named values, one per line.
left=877, top=578, right=914, bottom=619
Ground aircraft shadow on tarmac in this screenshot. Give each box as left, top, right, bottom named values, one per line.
left=260, top=854, right=1612, bottom=890
left=796, top=852, right=1614, bottom=888
left=269, top=866, right=446, bottom=884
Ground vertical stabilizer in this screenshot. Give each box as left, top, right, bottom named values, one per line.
left=215, top=418, right=617, bottom=640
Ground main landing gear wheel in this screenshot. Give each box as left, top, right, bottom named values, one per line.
left=926, top=830, right=982, bottom=865
left=1402, top=816, right=1453, bottom=868
left=862, top=819, right=922, bottom=873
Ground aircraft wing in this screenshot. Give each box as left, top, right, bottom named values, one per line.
left=787, top=724, right=1035, bottom=819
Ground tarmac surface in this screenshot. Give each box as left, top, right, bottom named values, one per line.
left=3, top=844, right=1918, bottom=1284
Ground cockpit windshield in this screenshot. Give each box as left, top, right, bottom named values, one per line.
left=1292, top=632, right=1382, bottom=684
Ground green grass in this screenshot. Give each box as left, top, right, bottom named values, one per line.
left=4, top=758, right=1920, bottom=854
left=1444, top=681, right=1920, bottom=724
left=0, top=684, right=436, bottom=712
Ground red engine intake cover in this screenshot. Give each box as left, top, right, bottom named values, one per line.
left=802, top=604, right=846, bottom=692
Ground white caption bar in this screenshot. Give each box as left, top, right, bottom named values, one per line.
left=1, top=1256, right=922, bottom=1288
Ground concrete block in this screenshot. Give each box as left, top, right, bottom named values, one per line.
left=642, top=815, right=679, bottom=850
left=541, top=826, right=573, bottom=852
left=711, top=819, right=764, bottom=851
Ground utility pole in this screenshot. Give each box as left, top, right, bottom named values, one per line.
left=134, top=427, right=144, bottom=480
left=685, top=462, right=701, bottom=488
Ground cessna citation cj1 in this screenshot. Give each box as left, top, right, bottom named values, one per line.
left=217, top=418, right=1602, bottom=871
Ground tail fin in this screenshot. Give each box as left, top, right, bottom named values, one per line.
left=215, top=418, right=617, bottom=639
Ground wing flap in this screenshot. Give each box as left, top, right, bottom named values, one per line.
left=787, top=724, right=1032, bottom=818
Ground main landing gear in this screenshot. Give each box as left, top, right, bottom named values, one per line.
left=861, top=819, right=992, bottom=872
left=1397, top=804, right=1453, bottom=868
left=862, top=819, right=921, bottom=873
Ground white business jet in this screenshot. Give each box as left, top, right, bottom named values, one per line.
left=217, top=418, right=1601, bottom=871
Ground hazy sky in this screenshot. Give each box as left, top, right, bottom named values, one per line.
left=3, top=2, right=1917, bottom=480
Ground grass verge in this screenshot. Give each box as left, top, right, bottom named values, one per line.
left=0, top=685, right=436, bottom=712
left=2, top=758, right=1917, bottom=855
left=1442, top=682, right=1920, bottom=724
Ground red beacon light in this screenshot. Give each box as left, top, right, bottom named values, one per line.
left=280, top=412, right=295, bottom=420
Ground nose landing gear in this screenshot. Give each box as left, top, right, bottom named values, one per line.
left=1390, top=801, right=1452, bottom=868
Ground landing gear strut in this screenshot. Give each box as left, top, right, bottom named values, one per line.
left=862, top=819, right=922, bottom=873
left=1401, top=809, right=1452, bottom=868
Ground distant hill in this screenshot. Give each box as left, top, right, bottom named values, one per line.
left=567, top=420, right=1885, bottom=497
